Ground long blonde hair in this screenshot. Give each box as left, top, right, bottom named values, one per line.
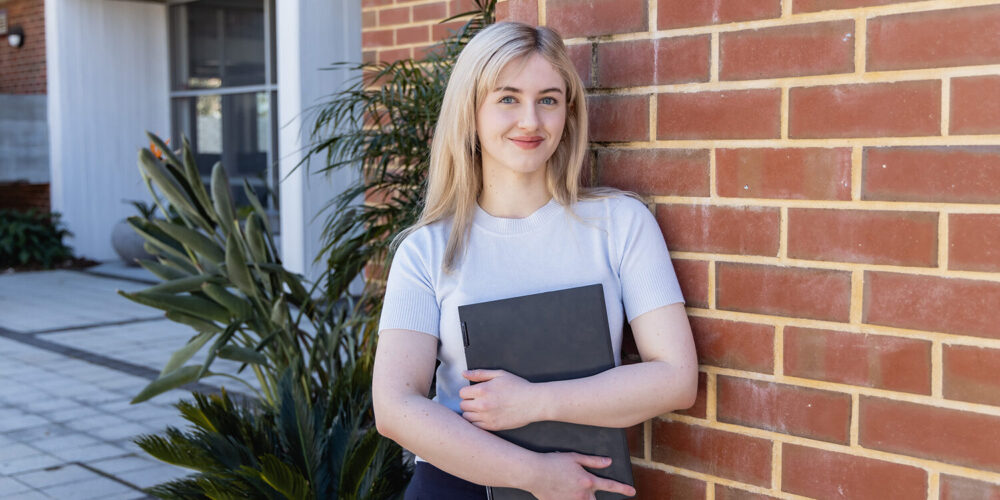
left=396, top=22, right=611, bottom=272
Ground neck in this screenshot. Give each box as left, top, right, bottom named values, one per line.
left=478, top=167, right=551, bottom=218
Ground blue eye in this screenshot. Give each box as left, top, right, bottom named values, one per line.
left=540, top=97, right=558, bottom=105
left=499, top=96, right=516, bottom=104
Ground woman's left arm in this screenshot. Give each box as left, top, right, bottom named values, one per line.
left=459, top=302, right=698, bottom=430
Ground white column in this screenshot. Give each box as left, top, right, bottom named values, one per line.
left=46, top=0, right=170, bottom=260
left=276, top=0, right=362, bottom=284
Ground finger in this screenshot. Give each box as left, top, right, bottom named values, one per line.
left=591, top=476, right=636, bottom=497
left=458, top=386, right=478, bottom=400
left=459, top=399, right=481, bottom=412
left=573, top=454, right=613, bottom=469
left=462, top=369, right=502, bottom=382
left=461, top=411, right=482, bottom=422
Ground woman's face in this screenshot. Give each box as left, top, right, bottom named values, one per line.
left=476, top=53, right=567, bottom=180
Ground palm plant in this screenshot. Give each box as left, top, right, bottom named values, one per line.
left=303, top=0, right=496, bottom=306
left=119, top=133, right=371, bottom=407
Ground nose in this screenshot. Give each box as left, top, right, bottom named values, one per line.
left=517, top=103, right=540, bottom=130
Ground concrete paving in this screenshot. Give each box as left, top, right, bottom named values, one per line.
left=0, top=262, right=261, bottom=499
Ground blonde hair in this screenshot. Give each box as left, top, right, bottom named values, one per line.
left=395, top=21, right=616, bottom=272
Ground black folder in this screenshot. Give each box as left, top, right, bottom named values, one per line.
left=459, top=284, right=634, bottom=500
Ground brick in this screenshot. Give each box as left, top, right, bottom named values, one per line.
left=863, top=271, right=1000, bottom=339
left=378, top=6, right=410, bottom=26
left=547, top=0, right=647, bottom=38
left=626, top=422, right=643, bottom=458
left=596, top=36, right=710, bottom=88
left=864, top=147, right=1000, bottom=204
left=688, top=316, right=774, bottom=373
left=794, top=0, right=911, bottom=13
left=789, top=81, right=940, bottom=138
left=784, top=326, right=931, bottom=394
left=412, top=2, right=448, bottom=22
left=362, top=0, right=393, bottom=7
left=566, top=43, right=591, bottom=88
left=944, top=345, right=1000, bottom=407
left=717, top=263, right=852, bottom=322
left=432, top=20, right=466, bottom=41
left=362, top=29, right=394, bottom=49
left=672, top=259, right=709, bottom=309
left=396, top=25, right=429, bottom=45
left=717, top=148, right=852, bottom=200
left=716, top=485, right=780, bottom=500
left=868, top=5, right=1000, bottom=71
left=504, top=0, right=538, bottom=25
left=951, top=75, right=1000, bottom=135
left=632, top=466, right=707, bottom=500
left=860, top=396, right=1000, bottom=472
left=656, top=204, right=780, bottom=256
left=596, top=149, right=709, bottom=197
left=940, top=475, right=1000, bottom=500
left=717, top=376, right=851, bottom=444
left=588, top=95, right=649, bottom=142
left=377, top=47, right=413, bottom=63
left=658, top=0, right=780, bottom=29
left=659, top=89, right=781, bottom=140
left=720, top=20, right=854, bottom=81
left=950, top=214, right=1000, bottom=272
left=675, top=371, right=707, bottom=419
left=782, top=443, right=928, bottom=499
left=362, top=10, right=377, bottom=28
left=652, top=419, right=772, bottom=487
left=787, top=209, right=938, bottom=267
left=449, top=0, right=478, bottom=16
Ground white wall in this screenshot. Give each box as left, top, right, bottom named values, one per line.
left=276, top=0, right=362, bottom=284
left=46, top=0, right=169, bottom=260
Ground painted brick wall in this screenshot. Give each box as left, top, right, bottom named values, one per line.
left=0, top=0, right=46, bottom=94
left=363, top=0, right=1000, bottom=498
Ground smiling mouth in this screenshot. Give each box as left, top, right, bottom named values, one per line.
left=509, top=137, right=544, bottom=149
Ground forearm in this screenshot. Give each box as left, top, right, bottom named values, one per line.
left=537, top=359, right=698, bottom=428
left=375, top=393, right=541, bottom=488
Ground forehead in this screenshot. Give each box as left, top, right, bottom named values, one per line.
left=492, top=53, right=566, bottom=92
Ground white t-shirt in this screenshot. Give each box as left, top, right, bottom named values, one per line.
left=379, top=194, right=685, bottom=421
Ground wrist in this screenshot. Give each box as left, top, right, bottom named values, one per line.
left=533, top=381, right=558, bottom=422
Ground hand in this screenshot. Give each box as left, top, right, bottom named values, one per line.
left=526, top=452, right=637, bottom=500
left=459, top=369, right=540, bottom=431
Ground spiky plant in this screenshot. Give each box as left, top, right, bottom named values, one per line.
left=136, top=367, right=410, bottom=500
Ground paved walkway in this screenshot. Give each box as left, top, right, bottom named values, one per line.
left=0, top=262, right=255, bottom=499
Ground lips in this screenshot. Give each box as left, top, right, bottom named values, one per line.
left=509, top=136, right=545, bottom=150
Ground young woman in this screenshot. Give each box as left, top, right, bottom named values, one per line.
left=372, top=21, right=699, bottom=500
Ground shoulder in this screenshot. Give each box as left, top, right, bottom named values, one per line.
left=572, top=189, right=648, bottom=219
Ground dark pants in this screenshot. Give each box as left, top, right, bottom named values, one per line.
left=404, top=461, right=489, bottom=500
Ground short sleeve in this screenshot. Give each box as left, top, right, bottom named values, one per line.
left=378, top=232, right=441, bottom=338
left=613, top=197, right=685, bottom=321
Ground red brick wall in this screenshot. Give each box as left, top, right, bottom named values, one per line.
left=364, top=0, right=1000, bottom=497
left=0, top=0, right=46, bottom=94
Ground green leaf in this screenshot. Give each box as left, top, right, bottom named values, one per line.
left=218, top=345, right=269, bottom=367
left=146, top=131, right=183, bottom=170
left=131, top=364, right=202, bottom=403
left=161, top=331, right=214, bottom=376
left=254, top=454, right=311, bottom=500
left=182, top=136, right=219, bottom=226
left=245, top=213, right=268, bottom=263
left=141, top=274, right=212, bottom=294
left=211, top=163, right=236, bottom=237
left=118, top=290, right=231, bottom=323
left=341, top=426, right=380, bottom=495
left=153, top=219, right=225, bottom=263
left=201, top=282, right=252, bottom=319
left=138, top=258, right=189, bottom=281
left=225, top=233, right=256, bottom=297
left=165, top=311, right=223, bottom=334
left=139, top=148, right=204, bottom=226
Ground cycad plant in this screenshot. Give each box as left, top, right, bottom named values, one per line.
left=136, top=368, right=409, bottom=500
left=304, top=0, right=496, bottom=305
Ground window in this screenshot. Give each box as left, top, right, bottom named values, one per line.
left=168, top=0, right=278, bottom=226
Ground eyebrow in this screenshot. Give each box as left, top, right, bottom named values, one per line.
left=494, top=86, right=564, bottom=94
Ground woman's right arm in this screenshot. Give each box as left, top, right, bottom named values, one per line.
left=372, top=328, right=636, bottom=500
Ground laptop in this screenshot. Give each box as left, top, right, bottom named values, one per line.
left=459, top=283, right=635, bottom=500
